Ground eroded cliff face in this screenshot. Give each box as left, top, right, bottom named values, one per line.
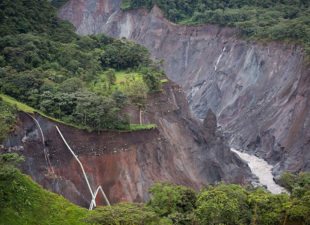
left=2, top=81, right=251, bottom=208
left=59, top=0, right=310, bottom=176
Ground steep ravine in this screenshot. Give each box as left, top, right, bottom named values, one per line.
left=1, top=81, right=251, bottom=208
left=58, top=0, right=310, bottom=177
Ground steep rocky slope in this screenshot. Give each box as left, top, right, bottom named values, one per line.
left=1, top=81, right=251, bottom=208
left=58, top=0, right=310, bottom=177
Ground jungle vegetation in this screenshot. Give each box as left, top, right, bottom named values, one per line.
left=0, top=0, right=164, bottom=132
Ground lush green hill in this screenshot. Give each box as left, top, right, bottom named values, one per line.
left=0, top=0, right=163, bottom=131
left=0, top=97, right=16, bottom=143
left=0, top=0, right=76, bottom=42
left=122, top=0, right=310, bottom=60
left=0, top=153, right=89, bottom=225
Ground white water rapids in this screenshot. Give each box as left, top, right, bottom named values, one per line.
left=231, top=148, right=287, bottom=194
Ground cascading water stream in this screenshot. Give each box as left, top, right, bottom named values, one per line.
left=55, top=125, right=110, bottom=210
left=231, top=148, right=286, bottom=194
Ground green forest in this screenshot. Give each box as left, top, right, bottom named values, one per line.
left=0, top=99, right=16, bottom=143
left=0, top=0, right=164, bottom=133
left=122, top=0, right=310, bottom=60
left=1, top=153, right=310, bottom=225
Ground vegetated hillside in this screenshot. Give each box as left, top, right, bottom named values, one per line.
left=1, top=153, right=310, bottom=225
left=122, top=0, right=310, bottom=59
left=59, top=0, right=310, bottom=178
left=0, top=154, right=89, bottom=225
left=0, top=0, right=165, bottom=132
left=0, top=99, right=16, bottom=143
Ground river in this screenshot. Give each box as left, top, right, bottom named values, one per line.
left=231, top=148, right=287, bottom=194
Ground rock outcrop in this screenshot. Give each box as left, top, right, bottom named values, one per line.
left=58, top=0, right=310, bottom=177
left=2, top=81, right=251, bottom=208
left=203, top=109, right=217, bottom=135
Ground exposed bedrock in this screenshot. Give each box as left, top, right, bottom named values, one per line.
left=59, top=0, right=310, bottom=176
left=2, top=81, right=251, bottom=207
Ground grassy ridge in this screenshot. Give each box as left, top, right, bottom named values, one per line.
left=0, top=94, right=85, bottom=129
left=1, top=94, right=36, bottom=114
left=129, top=124, right=157, bottom=131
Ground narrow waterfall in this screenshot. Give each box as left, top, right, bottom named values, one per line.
left=231, top=148, right=286, bottom=194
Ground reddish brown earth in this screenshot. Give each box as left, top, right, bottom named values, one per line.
left=1, top=81, right=252, bottom=208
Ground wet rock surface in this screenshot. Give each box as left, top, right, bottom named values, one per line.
left=58, top=0, right=310, bottom=177
left=2, top=81, right=251, bottom=207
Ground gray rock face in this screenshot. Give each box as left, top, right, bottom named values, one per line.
left=59, top=0, right=310, bottom=177
left=203, top=109, right=217, bottom=135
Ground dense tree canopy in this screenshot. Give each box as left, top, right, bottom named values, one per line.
left=0, top=0, right=163, bottom=131
left=0, top=99, right=16, bottom=143
left=148, top=180, right=310, bottom=225
left=0, top=0, right=76, bottom=42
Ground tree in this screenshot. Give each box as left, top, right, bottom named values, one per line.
left=196, top=184, right=251, bottom=225
left=58, top=78, right=83, bottom=93
left=112, top=90, right=128, bottom=108
left=85, top=202, right=159, bottom=225
left=246, top=186, right=295, bottom=225
left=123, top=80, right=148, bottom=125
left=39, top=90, right=57, bottom=116
left=71, top=91, right=129, bottom=130
left=150, top=58, right=165, bottom=71
left=279, top=172, right=310, bottom=197
left=101, top=39, right=150, bottom=69
left=142, top=73, right=161, bottom=92
left=72, top=91, right=98, bottom=127
left=105, top=68, right=116, bottom=89
left=147, top=181, right=197, bottom=224
left=0, top=100, right=16, bottom=143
